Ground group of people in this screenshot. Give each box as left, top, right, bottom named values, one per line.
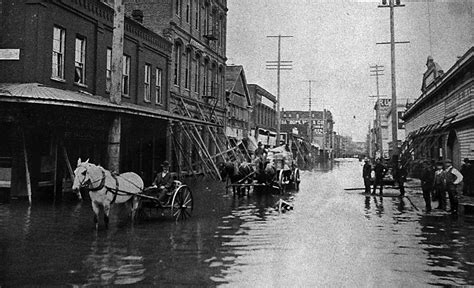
left=363, top=158, right=407, bottom=196
left=420, top=159, right=464, bottom=214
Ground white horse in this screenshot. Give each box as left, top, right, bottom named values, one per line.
left=72, top=158, right=143, bottom=228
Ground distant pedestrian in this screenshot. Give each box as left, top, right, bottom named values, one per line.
left=434, top=161, right=447, bottom=210
left=444, top=159, right=463, bottom=214
left=373, top=158, right=387, bottom=195
left=420, top=160, right=435, bottom=212
left=362, top=158, right=372, bottom=194
left=461, top=158, right=472, bottom=196
left=394, top=161, right=408, bottom=197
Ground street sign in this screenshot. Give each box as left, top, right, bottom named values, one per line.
left=0, top=49, right=20, bottom=60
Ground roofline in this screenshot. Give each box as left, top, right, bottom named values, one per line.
left=404, top=46, right=474, bottom=119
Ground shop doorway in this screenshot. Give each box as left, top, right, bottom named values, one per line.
left=447, top=130, right=460, bottom=168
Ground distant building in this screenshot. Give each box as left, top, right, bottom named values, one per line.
left=280, top=110, right=334, bottom=150
left=247, top=84, right=277, bottom=147
left=403, top=47, right=474, bottom=168
left=386, top=103, right=406, bottom=157
left=224, top=65, right=252, bottom=142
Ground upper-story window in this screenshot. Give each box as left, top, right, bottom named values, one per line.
left=175, top=0, right=182, bottom=17
left=122, top=55, right=130, bottom=96
left=195, top=0, right=200, bottom=30
left=184, top=49, right=191, bottom=89
left=144, top=64, right=151, bottom=102
left=74, top=36, right=86, bottom=85
left=106, top=48, right=112, bottom=92
left=203, top=60, right=209, bottom=96
left=173, top=44, right=181, bottom=86
left=202, top=5, right=208, bottom=34
left=186, top=0, right=190, bottom=23
left=155, top=68, right=163, bottom=105
left=52, top=26, right=65, bottom=80
left=194, top=55, right=200, bottom=93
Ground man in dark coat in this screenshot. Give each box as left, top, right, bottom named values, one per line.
left=362, top=158, right=372, bottom=194
left=420, top=160, right=435, bottom=212
left=373, top=158, right=387, bottom=195
left=461, top=158, right=472, bottom=196
left=394, top=162, right=408, bottom=197
left=151, top=160, right=174, bottom=203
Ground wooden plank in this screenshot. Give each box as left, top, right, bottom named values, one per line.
left=169, top=126, right=198, bottom=178
left=178, top=123, right=214, bottom=176
left=196, top=103, right=226, bottom=161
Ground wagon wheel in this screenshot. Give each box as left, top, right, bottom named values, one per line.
left=278, top=170, right=285, bottom=194
left=170, top=185, right=194, bottom=221
left=293, top=168, right=300, bottom=190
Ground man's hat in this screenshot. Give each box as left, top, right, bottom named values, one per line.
left=464, top=158, right=470, bottom=162
left=445, top=159, right=452, bottom=164
left=161, top=160, right=170, bottom=167
left=258, top=142, right=262, bottom=146
left=364, top=158, right=369, bottom=162
left=435, top=161, right=443, bottom=166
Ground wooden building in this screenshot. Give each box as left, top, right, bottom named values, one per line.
left=402, top=47, right=474, bottom=169
left=247, top=84, right=277, bottom=147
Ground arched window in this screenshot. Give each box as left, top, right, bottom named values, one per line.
left=184, top=48, right=191, bottom=89
left=173, top=43, right=181, bottom=86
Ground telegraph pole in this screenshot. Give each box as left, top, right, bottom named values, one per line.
left=377, top=0, right=409, bottom=160
left=108, top=0, right=125, bottom=172
left=369, top=64, right=385, bottom=158
left=266, top=35, right=293, bottom=146
left=303, top=80, right=317, bottom=144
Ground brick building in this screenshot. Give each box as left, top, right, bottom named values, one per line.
left=124, top=0, right=228, bottom=170
left=247, top=84, right=277, bottom=147
left=402, top=47, right=474, bottom=169
left=224, top=65, right=252, bottom=142
left=0, top=0, right=214, bottom=201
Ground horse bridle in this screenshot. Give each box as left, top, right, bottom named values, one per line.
left=78, top=166, right=106, bottom=191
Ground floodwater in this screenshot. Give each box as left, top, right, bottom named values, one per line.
left=2, top=160, right=474, bottom=287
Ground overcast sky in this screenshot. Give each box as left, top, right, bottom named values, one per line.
left=226, top=0, right=473, bottom=141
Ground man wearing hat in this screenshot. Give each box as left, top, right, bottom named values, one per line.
left=254, top=142, right=267, bottom=159
left=444, top=159, right=463, bottom=214
left=362, top=158, right=372, bottom=194
left=151, top=160, right=174, bottom=203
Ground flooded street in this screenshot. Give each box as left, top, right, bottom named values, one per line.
left=2, top=160, right=474, bottom=287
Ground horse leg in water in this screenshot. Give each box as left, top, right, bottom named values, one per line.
left=130, top=196, right=140, bottom=220
left=91, top=201, right=100, bottom=229
left=103, top=203, right=111, bottom=228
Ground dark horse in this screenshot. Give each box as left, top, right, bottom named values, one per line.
left=253, top=157, right=278, bottom=192
left=218, top=161, right=254, bottom=195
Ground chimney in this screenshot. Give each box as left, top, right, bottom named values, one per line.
left=132, top=9, right=144, bottom=23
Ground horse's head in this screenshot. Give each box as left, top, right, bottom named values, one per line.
left=218, top=161, right=236, bottom=182
left=72, top=158, right=91, bottom=191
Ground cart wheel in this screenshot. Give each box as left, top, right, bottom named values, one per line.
left=294, top=168, right=300, bottom=190
left=278, top=170, right=285, bottom=194
left=171, top=185, right=194, bottom=221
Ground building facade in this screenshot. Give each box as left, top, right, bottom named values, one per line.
left=0, top=0, right=219, bottom=201
left=124, top=0, right=228, bottom=170
left=403, top=47, right=474, bottom=169
left=386, top=103, right=406, bottom=157
left=247, top=84, right=277, bottom=147
left=224, top=65, right=252, bottom=142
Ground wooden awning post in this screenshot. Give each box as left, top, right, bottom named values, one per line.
left=21, top=129, right=32, bottom=204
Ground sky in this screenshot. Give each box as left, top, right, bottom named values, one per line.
left=226, top=0, right=473, bottom=141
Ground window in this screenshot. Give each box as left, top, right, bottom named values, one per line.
left=155, top=68, right=163, bottom=104
left=202, top=5, right=208, bottom=34
left=106, top=48, right=112, bottom=92
left=175, top=0, right=182, bottom=16
left=74, top=37, right=86, bottom=84
left=173, top=44, right=181, bottom=86
left=185, top=50, right=191, bottom=89
left=52, top=26, right=65, bottom=79
left=186, top=0, right=190, bottom=23
left=195, top=0, right=200, bottom=30
left=144, top=64, right=151, bottom=102
left=203, top=61, right=208, bottom=96
left=194, top=56, right=200, bottom=93
left=122, top=55, right=130, bottom=96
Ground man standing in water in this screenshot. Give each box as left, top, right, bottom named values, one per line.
left=362, top=158, right=372, bottom=194
left=373, top=159, right=387, bottom=195
left=444, top=159, right=463, bottom=214
left=420, top=160, right=435, bottom=212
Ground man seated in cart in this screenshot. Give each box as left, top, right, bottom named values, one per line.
left=150, top=161, right=174, bottom=204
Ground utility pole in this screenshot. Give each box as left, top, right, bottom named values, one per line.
left=266, top=35, right=293, bottom=146
left=108, top=0, right=125, bottom=172
left=369, top=64, right=385, bottom=158
left=377, top=0, right=409, bottom=161
left=303, top=80, right=317, bottom=144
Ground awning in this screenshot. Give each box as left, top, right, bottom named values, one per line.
left=0, top=83, right=222, bottom=127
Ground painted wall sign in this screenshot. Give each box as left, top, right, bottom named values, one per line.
left=0, top=49, right=20, bottom=60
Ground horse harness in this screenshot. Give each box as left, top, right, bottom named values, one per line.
left=85, top=169, right=120, bottom=204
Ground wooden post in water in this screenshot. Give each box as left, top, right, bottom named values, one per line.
left=107, top=0, right=124, bottom=172
left=21, top=129, right=32, bottom=204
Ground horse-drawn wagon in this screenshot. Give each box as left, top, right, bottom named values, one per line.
left=266, top=146, right=300, bottom=192
left=72, top=159, right=194, bottom=228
